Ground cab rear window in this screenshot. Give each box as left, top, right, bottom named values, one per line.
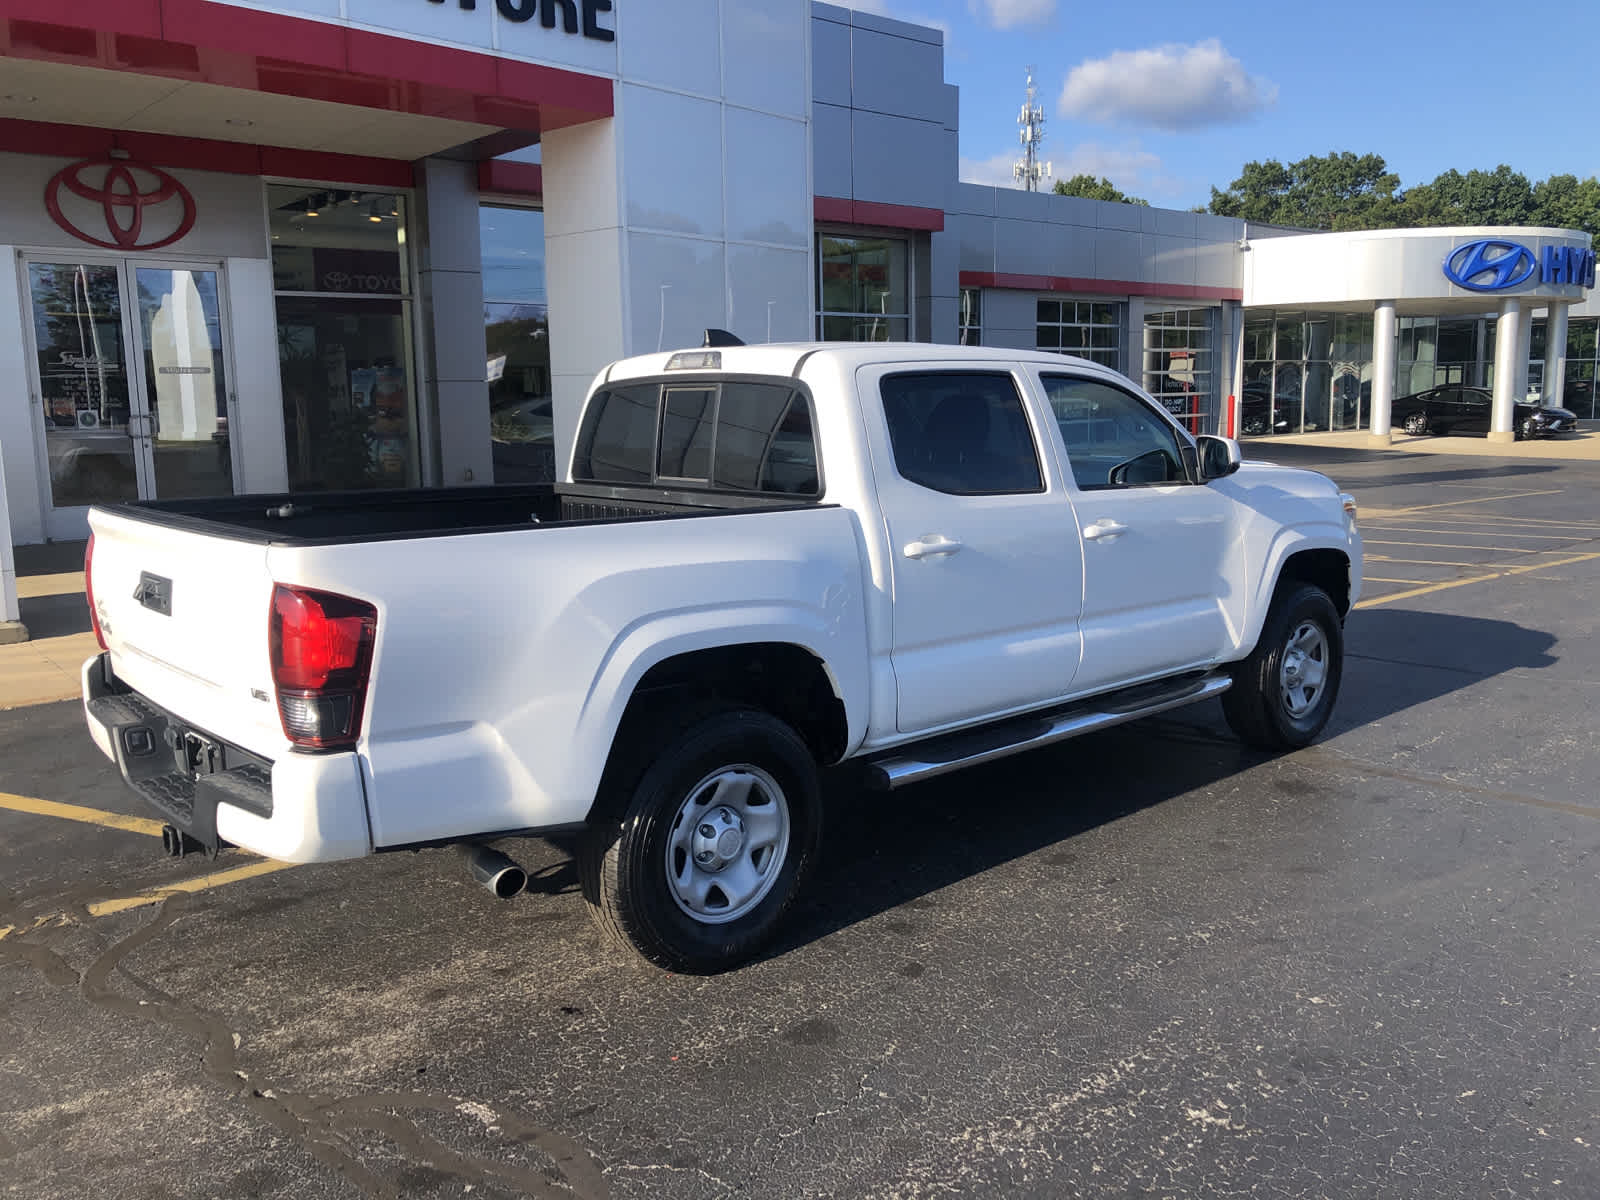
left=573, top=380, right=821, bottom=496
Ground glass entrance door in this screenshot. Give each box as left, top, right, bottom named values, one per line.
left=24, top=257, right=236, bottom=539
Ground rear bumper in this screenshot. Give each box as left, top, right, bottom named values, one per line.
left=82, top=654, right=372, bottom=863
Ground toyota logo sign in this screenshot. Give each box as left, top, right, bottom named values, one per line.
left=1442, top=239, right=1539, bottom=292
left=45, top=156, right=197, bottom=252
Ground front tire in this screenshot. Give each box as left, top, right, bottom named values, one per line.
left=579, top=708, right=821, bottom=973
left=1223, top=583, right=1344, bottom=750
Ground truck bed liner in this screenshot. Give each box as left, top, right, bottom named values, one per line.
left=94, top=482, right=820, bottom=547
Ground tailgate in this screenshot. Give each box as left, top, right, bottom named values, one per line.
left=88, top=508, right=285, bottom=758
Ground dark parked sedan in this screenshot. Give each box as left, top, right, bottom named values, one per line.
left=1393, top=385, right=1579, bottom=440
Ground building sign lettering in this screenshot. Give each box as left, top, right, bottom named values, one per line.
left=427, top=0, right=614, bottom=41
left=1443, top=238, right=1595, bottom=293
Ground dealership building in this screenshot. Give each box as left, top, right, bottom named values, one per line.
left=0, top=0, right=1595, bottom=603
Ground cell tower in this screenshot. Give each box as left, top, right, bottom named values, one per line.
left=1014, top=67, right=1051, bottom=191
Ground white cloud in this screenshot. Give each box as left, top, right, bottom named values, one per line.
left=832, top=0, right=952, bottom=41
left=959, top=143, right=1163, bottom=194
left=986, top=0, right=1056, bottom=28
left=1059, top=39, right=1277, bottom=132
left=969, top=0, right=1056, bottom=28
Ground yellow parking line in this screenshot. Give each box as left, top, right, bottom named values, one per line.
left=1356, top=572, right=1505, bottom=608
left=85, top=858, right=296, bottom=917
left=1357, top=551, right=1600, bottom=610
left=1391, top=489, right=1565, bottom=514
left=1363, top=540, right=1547, bottom=553
left=1367, top=555, right=1492, bottom=567
left=1381, top=515, right=1600, bottom=531
left=1363, top=576, right=1439, bottom=585
left=1361, top=526, right=1587, bottom=541
left=0, top=792, right=164, bottom=838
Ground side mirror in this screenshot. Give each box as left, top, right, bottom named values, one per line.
left=1196, top=434, right=1242, bottom=480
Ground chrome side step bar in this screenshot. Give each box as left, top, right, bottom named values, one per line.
left=865, top=671, right=1232, bottom=790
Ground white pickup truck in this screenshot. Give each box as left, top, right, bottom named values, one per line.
left=82, top=341, right=1361, bottom=972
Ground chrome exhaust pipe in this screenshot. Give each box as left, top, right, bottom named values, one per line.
left=459, top=844, right=526, bottom=899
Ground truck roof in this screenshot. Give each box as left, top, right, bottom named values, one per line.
left=600, top=342, right=1119, bottom=385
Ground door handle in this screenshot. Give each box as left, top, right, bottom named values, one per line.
left=902, top=534, right=964, bottom=560
left=1082, top=519, right=1129, bottom=542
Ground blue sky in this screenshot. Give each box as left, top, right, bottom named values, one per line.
left=842, top=0, right=1599, bottom=210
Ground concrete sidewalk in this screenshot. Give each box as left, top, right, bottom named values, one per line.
left=0, top=541, right=94, bottom=710
left=1254, top=424, right=1600, bottom=460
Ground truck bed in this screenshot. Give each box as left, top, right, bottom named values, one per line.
left=98, top=482, right=816, bottom=546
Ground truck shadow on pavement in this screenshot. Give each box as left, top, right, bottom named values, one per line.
left=761, top=607, right=1559, bottom=961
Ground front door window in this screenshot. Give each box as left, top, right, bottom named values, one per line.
left=26, top=258, right=236, bottom=531
left=27, top=262, right=139, bottom=512
left=136, top=267, right=233, bottom=500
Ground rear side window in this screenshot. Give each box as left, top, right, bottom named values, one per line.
left=879, top=371, right=1043, bottom=495
left=573, top=384, right=657, bottom=482
left=714, top=384, right=820, bottom=495
left=573, top=380, right=821, bottom=496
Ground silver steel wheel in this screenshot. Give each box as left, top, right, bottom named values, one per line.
left=664, top=765, right=791, bottom=925
left=1404, top=413, right=1428, bottom=435
left=1279, top=620, right=1329, bottom=718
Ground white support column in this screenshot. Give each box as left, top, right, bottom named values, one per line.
left=1514, top=307, right=1534, bottom=406
left=1489, top=297, right=1523, bottom=443
left=1225, top=300, right=1244, bottom=438
left=0, top=443, right=25, bottom=643
left=543, top=3, right=812, bottom=478
left=1544, top=302, right=1569, bottom=409
left=1369, top=299, right=1397, bottom=445
left=1125, top=297, right=1146, bottom=386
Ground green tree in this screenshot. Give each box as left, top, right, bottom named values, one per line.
left=1207, top=153, right=1600, bottom=239
left=1053, top=174, right=1148, bottom=206
left=1529, top=173, right=1600, bottom=233
left=1209, top=152, right=1400, bottom=230
left=1399, top=165, right=1535, bottom=227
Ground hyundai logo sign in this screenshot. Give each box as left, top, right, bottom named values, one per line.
left=1443, top=240, right=1537, bottom=291
left=1443, top=239, right=1596, bottom=292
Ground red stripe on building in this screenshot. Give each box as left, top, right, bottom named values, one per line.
left=0, top=117, right=411, bottom=188
left=960, top=270, right=1243, bottom=302
left=815, top=196, right=945, bottom=232
left=478, top=160, right=543, bottom=198
left=0, top=1, right=614, bottom=137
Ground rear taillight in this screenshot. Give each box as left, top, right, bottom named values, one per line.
left=268, top=585, right=376, bottom=751
left=84, top=532, right=106, bottom=651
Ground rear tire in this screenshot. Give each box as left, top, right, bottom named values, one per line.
left=578, top=708, right=821, bottom=973
left=1403, top=412, right=1429, bottom=435
left=1223, top=583, right=1343, bottom=751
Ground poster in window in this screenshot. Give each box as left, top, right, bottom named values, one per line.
left=373, top=366, right=408, bottom=435
left=350, top=367, right=377, bottom=412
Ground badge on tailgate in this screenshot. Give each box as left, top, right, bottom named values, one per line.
left=133, top=571, right=173, bottom=616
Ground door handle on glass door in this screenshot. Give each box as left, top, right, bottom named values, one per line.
left=902, top=534, right=964, bottom=559
left=1082, top=520, right=1129, bottom=542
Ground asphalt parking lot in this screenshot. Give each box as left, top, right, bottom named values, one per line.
left=3, top=444, right=1598, bottom=1199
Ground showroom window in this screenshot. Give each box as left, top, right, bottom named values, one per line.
left=269, top=184, right=417, bottom=491
left=1566, top=318, right=1597, bottom=419
left=1036, top=299, right=1121, bottom=370
left=816, top=234, right=909, bottom=342
left=959, top=288, right=981, bottom=345
left=1242, top=310, right=1369, bottom=437
left=481, top=205, right=552, bottom=483
left=1142, top=307, right=1214, bottom=433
